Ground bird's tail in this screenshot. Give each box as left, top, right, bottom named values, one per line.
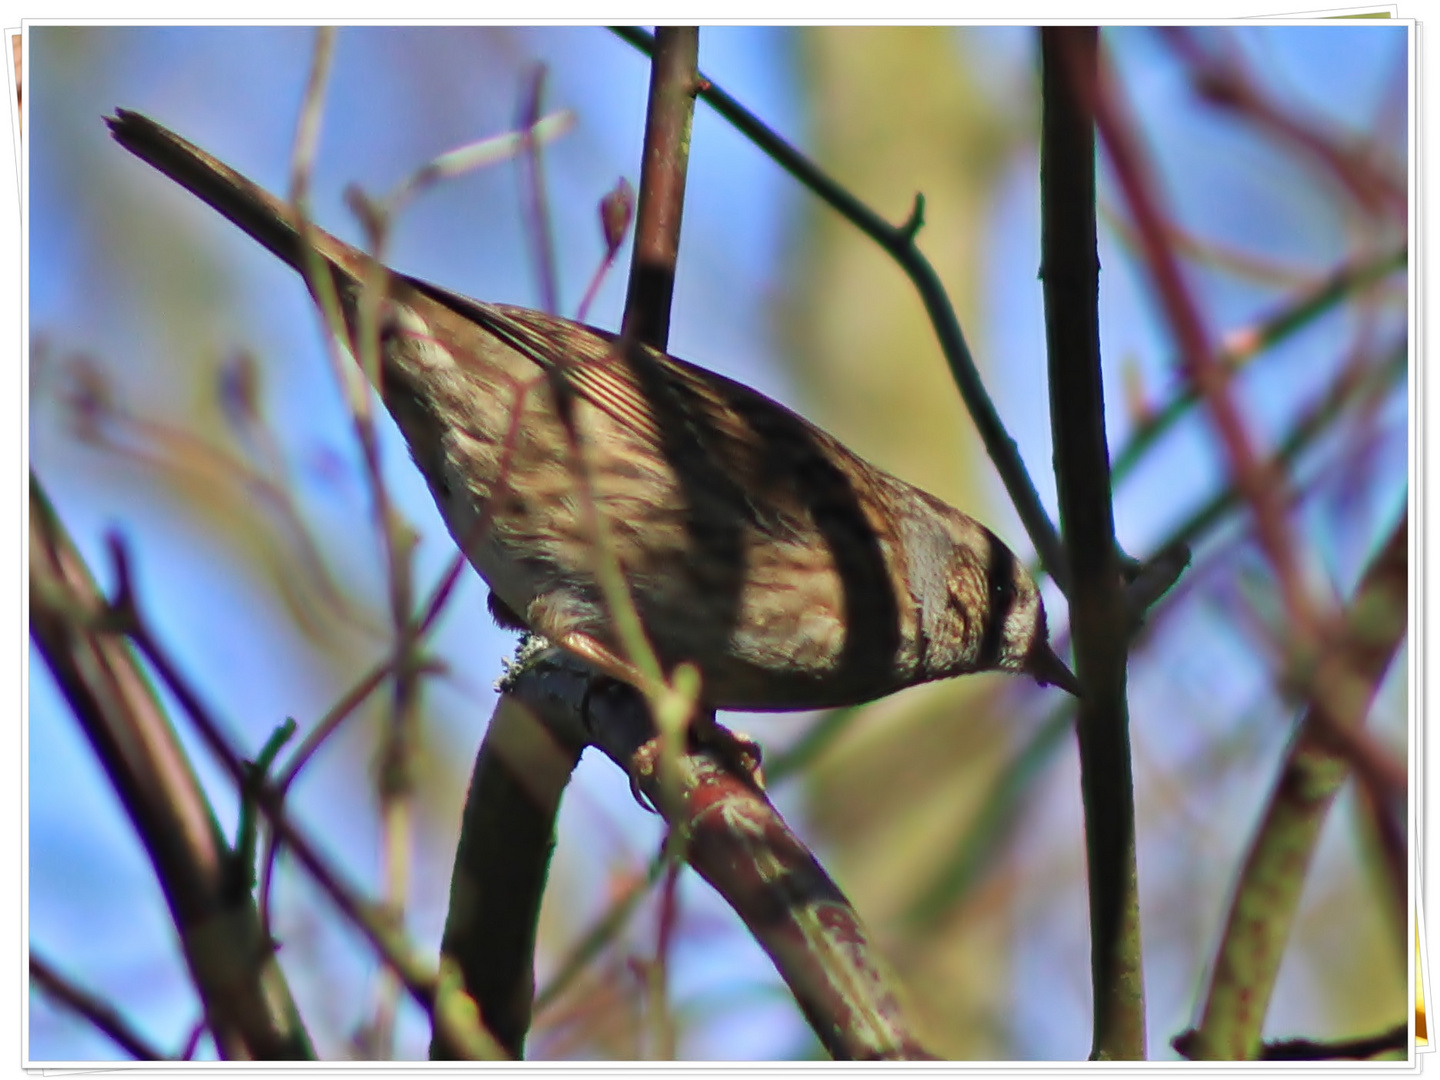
left=106, top=108, right=366, bottom=284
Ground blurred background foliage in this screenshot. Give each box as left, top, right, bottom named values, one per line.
left=28, top=24, right=1407, bottom=1060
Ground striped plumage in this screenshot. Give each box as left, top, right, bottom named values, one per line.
left=107, top=108, right=1079, bottom=711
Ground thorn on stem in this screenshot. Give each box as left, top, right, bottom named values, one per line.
left=103, top=530, right=139, bottom=628
left=518, top=63, right=548, bottom=131
left=898, top=192, right=926, bottom=244
left=1124, top=541, right=1191, bottom=630
left=344, top=184, right=386, bottom=251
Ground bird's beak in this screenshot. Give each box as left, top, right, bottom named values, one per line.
left=1025, top=641, right=1083, bottom=698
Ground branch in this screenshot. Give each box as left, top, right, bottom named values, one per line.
left=1158, top=27, right=1406, bottom=222
left=1040, top=27, right=1146, bottom=1060
left=30, top=951, right=167, bottom=1061
left=1090, top=42, right=1319, bottom=649
left=1109, top=246, right=1407, bottom=486
left=532, top=857, right=664, bottom=1014
left=430, top=691, right=584, bottom=1059
left=1079, top=34, right=1409, bottom=1060
left=622, top=26, right=699, bottom=351
left=28, top=473, right=314, bottom=1061
left=1175, top=1021, right=1408, bottom=1061
left=1151, top=340, right=1404, bottom=565
left=507, top=649, right=939, bottom=1061
left=1088, top=21, right=1405, bottom=800
left=1183, top=512, right=1408, bottom=1059
left=1256, top=1024, right=1408, bottom=1061
left=285, top=33, right=428, bottom=1058
left=98, top=534, right=506, bottom=1061
left=516, top=64, right=561, bottom=315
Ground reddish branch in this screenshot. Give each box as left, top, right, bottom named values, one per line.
left=1158, top=28, right=1406, bottom=222
left=621, top=26, right=700, bottom=351
left=510, top=654, right=938, bottom=1061
left=1082, top=39, right=1405, bottom=796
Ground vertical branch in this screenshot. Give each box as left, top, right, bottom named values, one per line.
left=438, top=31, right=703, bottom=1061
left=618, top=23, right=701, bottom=1051
left=287, top=31, right=425, bottom=1058
left=517, top=65, right=561, bottom=315
left=643, top=865, right=683, bottom=1059
left=621, top=26, right=700, bottom=351
left=533, top=26, right=705, bottom=698
left=1076, top=28, right=1409, bottom=1062
left=1040, top=27, right=1146, bottom=1060
left=430, top=695, right=585, bottom=1059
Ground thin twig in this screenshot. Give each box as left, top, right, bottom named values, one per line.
left=1108, top=246, right=1406, bottom=485
left=285, top=34, right=425, bottom=1059
left=1100, top=201, right=1316, bottom=287
left=904, top=701, right=1073, bottom=928
left=1256, top=1024, right=1408, bottom=1061
left=645, top=863, right=683, bottom=1058
left=381, top=109, right=574, bottom=219
left=1176, top=1021, right=1408, bottom=1061
left=532, top=857, right=666, bottom=1014
left=59, top=354, right=381, bottom=640
left=516, top=65, right=561, bottom=315
left=1158, top=27, right=1406, bottom=222
left=438, top=33, right=708, bottom=1060
left=29, top=475, right=314, bottom=1062
left=1090, top=40, right=1319, bottom=648
left=102, top=536, right=506, bottom=1061
left=1090, top=24, right=1406, bottom=794
left=1152, top=340, right=1405, bottom=564
left=268, top=546, right=471, bottom=816
left=31, top=952, right=167, bottom=1061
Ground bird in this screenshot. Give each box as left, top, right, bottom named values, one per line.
left=105, top=108, right=1081, bottom=720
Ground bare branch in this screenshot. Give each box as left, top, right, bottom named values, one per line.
left=29, top=474, right=314, bottom=1061
left=1041, top=26, right=1146, bottom=1061
left=507, top=650, right=939, bottom=1061
left=31, top=952, right=167, bottom=1061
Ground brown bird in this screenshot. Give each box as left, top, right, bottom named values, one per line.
left=106, top=108, right=1080, bottom=714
